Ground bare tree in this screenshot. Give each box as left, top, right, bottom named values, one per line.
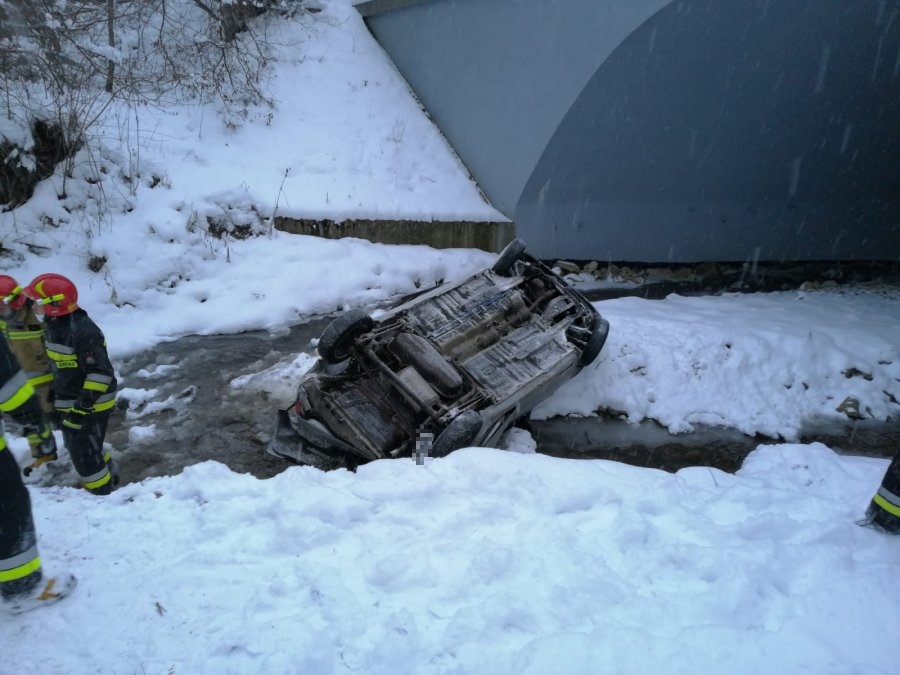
left=191, top=0, right=279, bottom=42
left=105, top=0, right=116, bottom=93
left=0, top=0, right=306, bottom=207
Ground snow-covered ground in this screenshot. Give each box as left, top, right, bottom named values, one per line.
left=1, top=1, right=898, bottom=672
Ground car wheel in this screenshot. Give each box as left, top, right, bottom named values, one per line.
left=578, top=316, right=610, bottom=367
left=431, top=410, right=483, bottom=457
left=317, top=309, right=375, bottom=363
left=491, top=238, right=527, bottom=276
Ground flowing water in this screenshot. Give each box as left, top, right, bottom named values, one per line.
left=89, top=316, right=898, bottom=487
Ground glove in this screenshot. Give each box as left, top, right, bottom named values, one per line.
left=62, top=406, right=92, bottom=430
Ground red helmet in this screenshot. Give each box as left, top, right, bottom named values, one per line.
left=24, top=273, right=79, bottom=317
left=0, top=274, right=27, bottom=311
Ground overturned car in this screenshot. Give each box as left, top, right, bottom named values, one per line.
left=267, top=239, right=610, bottom=469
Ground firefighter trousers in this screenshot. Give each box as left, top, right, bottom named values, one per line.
left=865, top=450, right=900, bottom=534
left=62, top=412, right=115, bottom=495
left=0, top=448, right=41, bottom=598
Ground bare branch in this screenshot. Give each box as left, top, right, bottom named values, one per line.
left=190, top=0, right=219, bottom=22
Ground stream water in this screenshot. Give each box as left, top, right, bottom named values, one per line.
left=85, top=315, right=897, bottom=487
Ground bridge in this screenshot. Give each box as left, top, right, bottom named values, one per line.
left=357, top=0, right=900, bottom=263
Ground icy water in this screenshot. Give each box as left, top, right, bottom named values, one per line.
left=90, top=316, right=898, bottom=487
left=105, top=319, right=331, bottom=484
left=532, top=415, right=898, bottom=473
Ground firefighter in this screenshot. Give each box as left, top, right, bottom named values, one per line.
left=24, top=273, right=119, bottom=495
left=0, top=275, right=58, bottom=468
left=0, top=334, right=76, bottom=613
left=862, top=450, right=900, bottom=534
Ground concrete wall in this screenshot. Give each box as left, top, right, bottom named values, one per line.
left=274, top=217, right=514, bottom=252
left=359, top=0, right=669, bottom=218
left=360, top=0, right=900, bottom=263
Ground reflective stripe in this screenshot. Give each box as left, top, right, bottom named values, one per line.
left=6, top=329, right=43, bottom=341
left=878, top=485, right=900, bottom=506
left=82, top=373, right=112, bottom=401
left=0, top=546, right=41, bottom=582
left=27, top=372, right=53, bottom=387
left=93, top=397, right=116, bottom=413
left=43, top=341, right=73, bottom=353
left=874, top=489, right=900, bottom=517
left=0, top=370, right=35, bottom=411
left=45, top=343, right=77, bottom=369
left=49, top=358, right=77, bottom=369
left=44, top=342, right=75, bottom=356
left=55, top=391, right=116, bottom=414
left=82, top=467, right=111, bottom=490
left=85, top=373, right=113, bottom=387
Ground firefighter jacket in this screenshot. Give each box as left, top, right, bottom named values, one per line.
left=0, top=305, right=53, bottom=412
left=42, top=309, right=117, bottom=415
left=0, top=340, right=46, bottom=430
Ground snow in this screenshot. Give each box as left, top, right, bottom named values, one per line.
left=1, top=1, right=899, bottom=672
left=534, top=288, right=900, bottom=439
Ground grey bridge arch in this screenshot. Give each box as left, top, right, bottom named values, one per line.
left=358, top=0, right=900, bottom=263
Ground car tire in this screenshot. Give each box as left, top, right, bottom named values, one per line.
left=431, top=410, right=483, bottom=457
left=317, top=309, right=375, bottom=363
left=578, top=315, right=610, bottom=367
left=491, top=238, right=527, bottom=276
